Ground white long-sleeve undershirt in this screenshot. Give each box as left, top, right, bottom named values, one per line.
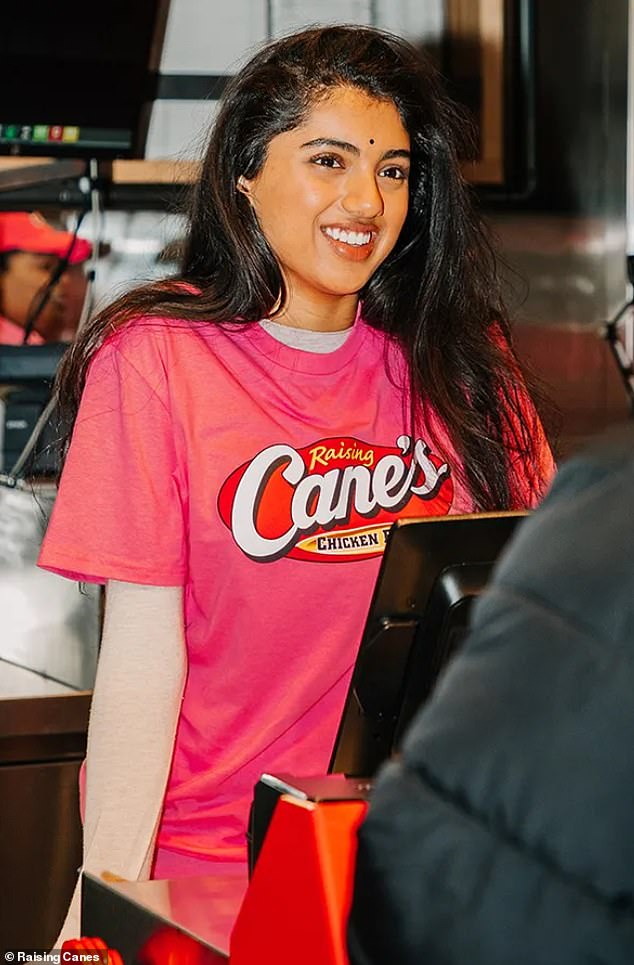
left=55, top=580, right=186, bottom=945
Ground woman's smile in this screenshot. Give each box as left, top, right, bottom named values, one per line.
left=320, top=222, right=378, bottom=261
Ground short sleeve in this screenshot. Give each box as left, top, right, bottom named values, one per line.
left=38, top=327, right=187, bottom=585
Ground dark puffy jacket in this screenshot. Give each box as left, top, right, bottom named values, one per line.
left=348, top=427, right=634, bottom=965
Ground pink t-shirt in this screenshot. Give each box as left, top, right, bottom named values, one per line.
left=38, top=314, right=545, bottom=875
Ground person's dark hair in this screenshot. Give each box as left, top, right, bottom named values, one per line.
left=56, top=24, right=549, bottom=510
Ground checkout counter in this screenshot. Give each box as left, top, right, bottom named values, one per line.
left=78, top=775, right=370, bottom=965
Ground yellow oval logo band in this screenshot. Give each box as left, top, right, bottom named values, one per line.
left=296, top=523, right=393, bottom=556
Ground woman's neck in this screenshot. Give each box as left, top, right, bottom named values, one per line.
left=270, top=289, right=358, bottom=332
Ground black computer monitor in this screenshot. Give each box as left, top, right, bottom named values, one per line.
left=329, top=512, right=528, bottom=777
left=0, top=1, right=168, bottom=160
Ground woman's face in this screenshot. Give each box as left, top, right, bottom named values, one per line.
left=241, top=85, right=411, bottom=317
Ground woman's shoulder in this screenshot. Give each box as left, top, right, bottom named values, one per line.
left=77, top=318, right=236, bottom=416
left=101, top=313, right=214, bottom=345
left=93, top=315, right=230, bottom=371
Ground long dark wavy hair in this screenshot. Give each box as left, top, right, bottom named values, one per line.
left=56, top=25, right=550, bottom=510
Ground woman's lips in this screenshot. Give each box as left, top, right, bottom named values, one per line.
left=320, top=225, right=377, bottom=262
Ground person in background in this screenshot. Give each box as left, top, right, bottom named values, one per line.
left=0, top=211, right=91, bottom=344
left=348, top=425, right=634, bottom=965
left=38, top=25, right=554, bottom=943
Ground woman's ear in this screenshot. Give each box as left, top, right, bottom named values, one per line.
left=237, top=175, right=253, bottom=199
left=237, top=175, right=260, bottom=213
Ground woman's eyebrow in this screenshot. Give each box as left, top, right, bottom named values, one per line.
left=300, top=137, right=411, bottom=161
left=301, top=137, right=360, bottom=154
left=382, top=148, right=411, bottom=161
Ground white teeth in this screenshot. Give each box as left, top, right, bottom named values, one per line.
left=324, top=227, right=372, bottom=247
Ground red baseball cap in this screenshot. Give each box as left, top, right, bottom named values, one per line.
left=0, top=211, right=92, bottom=264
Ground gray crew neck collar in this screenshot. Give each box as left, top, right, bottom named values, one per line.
left=258, top=318, right=353, bottom=354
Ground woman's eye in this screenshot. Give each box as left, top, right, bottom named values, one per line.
left=379, top=166, right=408, bottom=181
left=311, top=154, right=343, bottom=169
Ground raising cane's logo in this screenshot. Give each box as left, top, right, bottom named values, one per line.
left=218, top=435, right=453, bottom=563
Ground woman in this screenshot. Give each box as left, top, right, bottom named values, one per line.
left=39, top=25, right=554, bottom=939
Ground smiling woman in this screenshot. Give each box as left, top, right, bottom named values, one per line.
left=36, top=24, right=554, bottom=944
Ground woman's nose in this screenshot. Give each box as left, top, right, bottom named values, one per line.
left=341, top=170, right=384, bottom=219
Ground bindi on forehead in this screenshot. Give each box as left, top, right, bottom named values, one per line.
left=369, top=138, right=375, bottom=144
